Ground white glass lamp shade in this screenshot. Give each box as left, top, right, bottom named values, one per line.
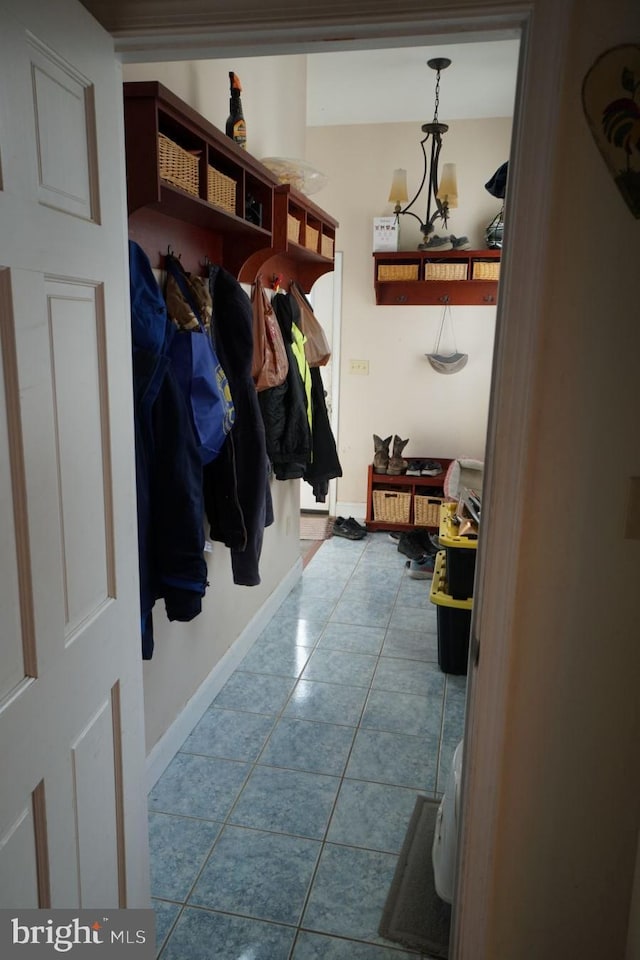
left=388, top=168, right=409, bottom=204
left=437, top=163, right=458, bottom=208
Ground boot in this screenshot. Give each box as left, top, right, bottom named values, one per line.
left=372, top=434, right=392, bottom=474
left=388, top=435, right=409, bottom=475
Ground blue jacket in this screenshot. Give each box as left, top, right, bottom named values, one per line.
left=129, top=241, right=208, bottom=659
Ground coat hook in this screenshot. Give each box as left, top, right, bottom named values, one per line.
left=271, top=273, right=283, bottom=293
left=200, top=255, right=212, bottom=270
left=166, top=244, right=174, bottom=257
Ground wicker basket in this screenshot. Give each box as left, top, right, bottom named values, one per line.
left=305, top=224, right=319, bottom=252
left=372, top=490, right=411, bottom=524
left=414, top=495, right=444, bottom=527
left=377, top=264, right=419, bottom=282
left=158, top=133, right=199, bottom=197
left=207, top=165, right=236, bottom=214
left=321, top=235, right=334, bottom=258
left=472, top=260, right=501, bottom=281
left=287, top=214, right=301, bottom=244
left=425, top=262, right=468, bottom=281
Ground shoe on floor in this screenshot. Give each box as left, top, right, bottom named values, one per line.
left=388, top=531, right=401, bottom=543
left=334, top=517, right=367, bottom=540
left=405, top=555, right=435, bottom=579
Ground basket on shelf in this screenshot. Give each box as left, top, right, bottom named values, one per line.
left=377, top=264, right=419, bottom=282
left=287, top=214, right=301, bottom=244
left=158, top=133, right=200, bottom=197
left=425, top=262, right=468, bottom=281
left=472, top=260, right=501, bottom=281
left=321, top=235, right=334, bottom=258
left=207, top=165, right=236, bottom=214
left=372, top=490, right=411, bottom=524
left=305, top=224, right=319, bottom=252
left=414, top=495, right=444, bottom=527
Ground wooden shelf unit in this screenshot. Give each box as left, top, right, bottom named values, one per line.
left=123, top=81, right=338, bottom=289
left=373, top=249, right=500, bottom=306
left=365, top=460, right=452, bottom=532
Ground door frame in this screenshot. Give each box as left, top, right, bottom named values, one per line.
left=106, top=1, right=570, bottom=954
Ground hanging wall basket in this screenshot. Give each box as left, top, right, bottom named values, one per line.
left=426, top=304, right=468, bottom=374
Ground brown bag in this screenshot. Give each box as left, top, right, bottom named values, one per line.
left=251, top=276, right=289, bottom=391
left=290, top=281, right=331, bottom=367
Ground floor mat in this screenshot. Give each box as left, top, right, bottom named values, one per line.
left=299, top=512, right=334, bottom=540
left=379, top=795, right=451, bottom=958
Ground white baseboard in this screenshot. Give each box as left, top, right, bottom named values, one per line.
left=145, top=556, right=303, bottom=790
left=335, top=501, right=367, bottom=521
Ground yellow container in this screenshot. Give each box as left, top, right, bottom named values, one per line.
left=430, top=551, right=473, bottom=610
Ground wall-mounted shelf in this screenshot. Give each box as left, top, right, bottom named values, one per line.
left=373, top=249, right=500, bottom=306
left=123, top=81, right=338, bottom=289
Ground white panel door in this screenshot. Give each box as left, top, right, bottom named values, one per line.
left=0, top=0, right=149, bottom=907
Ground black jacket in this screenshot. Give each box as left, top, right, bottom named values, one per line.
left=304, top=366, right=343, bottom=502
left=260, top=292, right=312, bottom=480
left=129, top=241, right=208, bottom=659
left=203, top=265, right=273, bottom=586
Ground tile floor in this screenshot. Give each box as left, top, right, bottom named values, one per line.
left=149, top=531, right=467, bottom=959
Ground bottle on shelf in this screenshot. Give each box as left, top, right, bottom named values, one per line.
left=225, top=72, right=247, bottom=150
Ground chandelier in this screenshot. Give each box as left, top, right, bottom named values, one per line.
left=388, top=58, right=458, bottom=250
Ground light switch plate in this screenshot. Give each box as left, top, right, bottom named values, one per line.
left=349, top=359, right=369, bottom=375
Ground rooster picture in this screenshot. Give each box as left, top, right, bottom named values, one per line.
left=584, top=47, right=640, bottom=218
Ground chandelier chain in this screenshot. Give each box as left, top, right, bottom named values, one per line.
left=433, top=69, right=441, bottom=123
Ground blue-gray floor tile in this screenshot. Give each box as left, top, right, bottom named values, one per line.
left=382, top=628, right=438, bottom=662
left=388, top=604, right=437, bottom=633
left=327, top=780, right=421, bottom=854
left=181, top=707, right=275, bottom=761
left=212, top=671, right=296, bottom=715
left=189, top=826, right=320, bottom=925
left=152, top=899, right=181, bottom=956
left=301, top=648, right=378, bottom=687
left=330, top=596, right=394, bottom=628
left=317, top=622, right=386, bottom=655
left=259, top=716, right=356, bottom=776
left=275, top=592, right=340, bottom=622
left=161, top=906, right=295, bottom=960
left=292, top=930, right=417, bottom=959
left=284, top=679, right=368, bottom=726
left=148, top=813, right=222, bottom=901
left=255, top=617, right=326, bottom=648
left=360, top=688, right=444, bottom=739
left=302, top=843, right=399, bottom=944
left=340, top=580, right=400, bottom=605
left=396, top=577, right=439, bottom=610
left=229, top=764, right=340, bottom=839
left=285, top=577, right=347, bottom=602
left=442, top=680, right=467, bottom=742
left=238, top=640, right=313, bottom=679
left=149, top=753, right=249, bottom=820
left=372, top=656, right=445, bottom=697
left=346, top=728, right=438, bottom=791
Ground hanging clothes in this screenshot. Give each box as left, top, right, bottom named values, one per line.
left=128, top=241, right=208, bottom=659
left=202, top=263, right=274, bottom=587
left=303, top=366, right=343, bottom=502
left=261, top=291, right=312, bottom=480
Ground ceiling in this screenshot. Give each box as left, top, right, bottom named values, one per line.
left=306, top=39, right=520, bottom=127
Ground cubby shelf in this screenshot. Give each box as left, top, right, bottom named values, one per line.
left=373, top=249, right=500, bottom=306
left=123, top=81, right=338, bottom=289
left=365, top=461, right=453, bottom=532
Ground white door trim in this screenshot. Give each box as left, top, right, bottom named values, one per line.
left=102, top=0, right=571, bottom=951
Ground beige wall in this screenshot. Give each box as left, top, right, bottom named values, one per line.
left=123, top=56, right=307, bottom=160
left=306, top=117, right=511, bottom=505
